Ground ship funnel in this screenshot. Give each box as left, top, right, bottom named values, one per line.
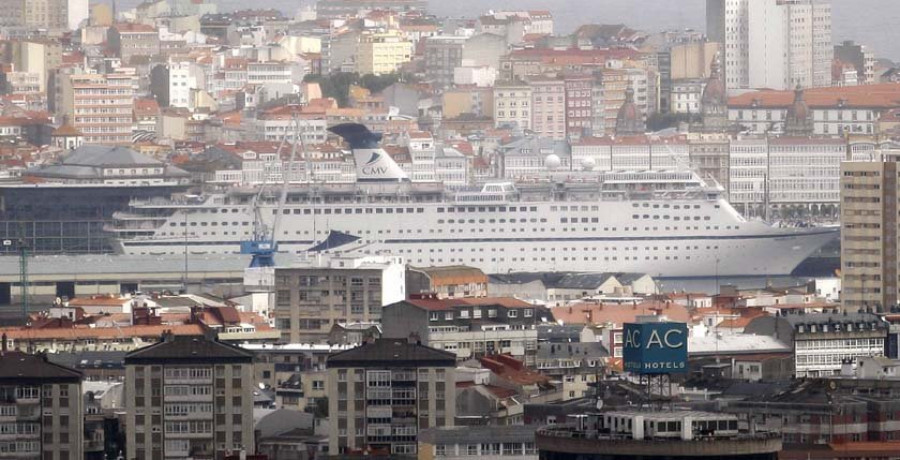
left=329, top=123, right=409, bottom=183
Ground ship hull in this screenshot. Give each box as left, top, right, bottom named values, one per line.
left=117, top=222, right=837, bottom=277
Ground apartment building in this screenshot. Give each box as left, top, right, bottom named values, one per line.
left=593, top=68, right=650, bottom=136
left=565, top=75, right=594, bottom=138
left=728, top=136, right=845, bottom=218
left=357, top=31, right=413, bottom=76
left=108, top=23, right=159, bottom=63
left=493, top=82, right=532, bottom=131
left=744, top=311, right=887, bottom=377
left=273, top=255, right=406, bottom=343
left=124, top=333, right=256, bottom=460
left=529, top=77, right=566, bottom=140
left=380, top=297, right=553, bottom=366
left=570, top=135, right=689, bottom=172
left=326, top=338, right=456, bottom=456
left=0, top=348, right=84, bottom=460
left=405, top=131, right=436, bottom=182
left=840, top=156, right=899, bottom=312
left=406, top=266, right=488, bottom=299
left=834, top=40, right=876, bottom=85
left=708, top=0, right=832, bottom=91
left=58, top=69, right=137, bottom=144
left=424, top=36, right=466, bottom=89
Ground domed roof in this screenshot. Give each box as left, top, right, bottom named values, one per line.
left=701, top=58, right=725, bottom=106
left=785, top=84, right=813, bottom=136
left=788, top=85, right=809, bottom=121
left=615, top=87, right=645, bottom=136
left=617, top=88, right=638, bottom=120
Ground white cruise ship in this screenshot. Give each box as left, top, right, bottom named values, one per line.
left=108, top=124, right=837, bottom=277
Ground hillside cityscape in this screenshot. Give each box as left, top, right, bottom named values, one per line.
left=0, top=0, right=900, bottom=459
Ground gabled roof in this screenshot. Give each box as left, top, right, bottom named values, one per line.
left=0, top=351, right=83, bottom=383
left=327, top=338, right=455, bottom=368
left=125, top=334, right=255, bottom=364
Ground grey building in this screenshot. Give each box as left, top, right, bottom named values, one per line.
left=326, top=338, right=456, bottom=456
left=380, top=297, right=553, bottom=365
left=425, top=36, right=467, bottom=89
left=743, top=311, right=888, bottom=378
left=418, top=425, right=537, bottom=460
left=124, top=333, right=257, bottom=460
left=273, top=255, right=406, bottom=343
left=0, top=347, right=84, bottom=460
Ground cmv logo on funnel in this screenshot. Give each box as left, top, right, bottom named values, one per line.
left=361, top=150, right=389, bottom=176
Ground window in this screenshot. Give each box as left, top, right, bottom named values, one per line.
left=524, top=309, right=533, bottom=318
left=508, top=310, right=518, bottom=318
left=429, top=312, right=439, bottom=322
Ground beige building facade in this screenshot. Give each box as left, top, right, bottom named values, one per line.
left=840, top=156, right=899, bottom=312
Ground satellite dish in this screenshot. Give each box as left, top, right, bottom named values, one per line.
left=545, top=154, right=561, bottom=171
left=258, top=382, right=266, bottom=390
left=596, top=399, right=604, bottom=411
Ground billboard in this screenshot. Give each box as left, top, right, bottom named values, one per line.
left=623, top=322, right=688, bottom=374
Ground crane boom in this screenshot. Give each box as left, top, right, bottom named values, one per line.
left=240, top=116, right=303, bottom=268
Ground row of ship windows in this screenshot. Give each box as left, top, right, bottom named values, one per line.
left=632, top=215, right=716, bottom=222
left=632, top=203, right=712, bottom=210
left=195, top=204, right=717, bottom=216
left=159, top=225, right=726, bottom=238
left=392, top=245, right=719, bottom=253
left=371, top=255, right=705, bottom=264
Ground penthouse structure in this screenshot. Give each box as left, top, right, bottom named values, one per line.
left=380, top=297, right=553, bottom=365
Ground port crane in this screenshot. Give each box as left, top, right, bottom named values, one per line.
left=240, top=118, right=303, bottom=267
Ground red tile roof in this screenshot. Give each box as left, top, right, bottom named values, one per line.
left=114, top=22, right=157, bottom=33
left=551, top=300, right=691, bottom=326
left=133, top=98, right=161, bottom=116
left=728, top=83, right=900, bottom=109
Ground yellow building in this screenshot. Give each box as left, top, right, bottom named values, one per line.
left=356, top=31, right=413, bottom=75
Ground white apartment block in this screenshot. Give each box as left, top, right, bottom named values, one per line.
left=727, top=136, right=845, bottom=215
left=571, top=137, right=689, bottom=172
left=168, top=59, right=199, bottom=108
left=435, top=148, right=468, bottom=187
left=709, top=0, right=832, bottom=91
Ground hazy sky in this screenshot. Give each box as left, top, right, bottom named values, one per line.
left=110, top=0, right=900, bottom=60
left=428, top=0, right=900, bottom=60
